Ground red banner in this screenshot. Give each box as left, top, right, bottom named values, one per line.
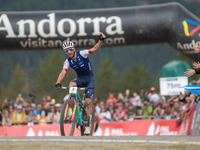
left=0, top=105, right=194, bottom=136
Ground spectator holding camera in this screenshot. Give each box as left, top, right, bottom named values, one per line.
left=15, top=94, right=24, bottom=105
left=139, top=99, right=153, bottom=118
left=153, top=102, right=165, bottom=119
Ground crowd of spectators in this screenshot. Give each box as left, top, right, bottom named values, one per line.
left=0, top=94, right=62, bottom=135
left=94, top=82, right=197, bottom=124
left=0, top=81, right=198, bottom=135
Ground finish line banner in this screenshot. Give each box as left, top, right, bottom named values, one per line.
left=0, top=2, right=200, bottom=61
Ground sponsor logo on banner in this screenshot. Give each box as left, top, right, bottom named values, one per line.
left=0, top=13, right=125, bottom=48
left=26, top=126, right=60, bottom=136
left=147, top=122, right=178, bottom=135
left=182, top=19, right=200, bottom=37
left=177, top=19, right=200, bottom=52
left=94, top=127, right=137, bottom=136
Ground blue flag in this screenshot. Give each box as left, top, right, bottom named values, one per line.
left=183, top=85, right=200, bottom=96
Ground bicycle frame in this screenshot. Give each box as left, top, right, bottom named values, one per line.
left=64, top=92, right=87, bottom=127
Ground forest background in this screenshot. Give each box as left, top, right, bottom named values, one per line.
left=0, top=0, right=200, bottom=105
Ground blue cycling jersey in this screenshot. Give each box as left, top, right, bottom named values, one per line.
left=63, top=50, right=94, bottom=77
left=63, top=50, right=94, bottom=99
left=68, top=51, right=93, bottom=77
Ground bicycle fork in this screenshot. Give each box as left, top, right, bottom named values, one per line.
left=64, top=99, right=77, bottom=121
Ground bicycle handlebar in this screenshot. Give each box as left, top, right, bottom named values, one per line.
left=60, top=86, right=94, bottom=90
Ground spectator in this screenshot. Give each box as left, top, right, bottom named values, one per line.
left=167, top=97, right=175, bottom=117
left=98, top=106, right=111, bottom=123
left=108, top=104, right=115, bottom=121
left=95, top=100, right=101, bottom=117
left=140, top=89, right=148, bottom=101
left=38, top=109, right=47, bottom=125
left=42, top=95, right=48, bottom=106
left=23, top=99, right=30, bottom=115
left=2, top=98, right=12, bottom=109
left=46, top=95, right=52, bottom=102
left=8, top=104, right=14, bottom=118
left=106, top=92, right=117, bottom=105
left=130, top=91, right=142, bottom=110
left=139, top=99, right=153, bottom=119
left=117, top=93, right=124, bottom=103
left=113, top=103, right=126, bottom=122
left=55, top=103, right=61, bottom=113
left=37, top=104, right=42, bottom=113
left=124, top=89, right=130, bottom=102
left=153, top=102, right=165, bottom=119
left=124, top=103, right=137, bottom=121
left=22, top=106, right=27, bottom=115
left=12, top=105, right=26, bottom=125
left=44, top=102, right=51, bottom=114
left=172, top=97, right=182, bottom=123
left=148, top=87, right=160, bottom=108
left=15, top=94, right=24, bottom=105
left=2, top=109, right=12, bottom=135
left=31, top=103, right=40, bottom=115
left=25, top=109, right=38, bottom=125
left=180, top=94, right=195, bottom=120
left=124, top=100, right=130, bottom=112
left=94, top=96, right=100, bottom=103
left=51, top=99, right=56, bottom=105
left=99, top=101, right=105, bottom=109
left=47, top=105, right=60, bottom=124
left=158, top=92, right=166, bottom=102
left=0, top=109, right=2, bottom=125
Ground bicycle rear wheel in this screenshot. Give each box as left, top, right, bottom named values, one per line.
left=80, top=104, right=95, bottom=136
left=60, top=98, right=76, bottom=136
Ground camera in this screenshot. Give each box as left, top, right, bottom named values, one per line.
left=18, top=94, right=21, bottom=97
left=29, top=93, right=36, bottom=103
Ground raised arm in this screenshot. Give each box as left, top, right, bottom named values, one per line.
left=90, top=33, right=106, bottom=53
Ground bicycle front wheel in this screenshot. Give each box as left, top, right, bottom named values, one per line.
left=60, top=98, right=76, bottom=136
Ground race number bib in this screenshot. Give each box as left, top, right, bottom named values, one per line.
left=69, top=87, right=77, bottom=94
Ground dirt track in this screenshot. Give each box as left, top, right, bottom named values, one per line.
left=1, top=136, right=200, bottom=150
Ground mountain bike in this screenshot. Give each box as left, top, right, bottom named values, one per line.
left=60, top=86, right=95, bottom=136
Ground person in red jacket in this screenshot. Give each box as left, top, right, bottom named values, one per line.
left=106, top=92, right=117, bottom=105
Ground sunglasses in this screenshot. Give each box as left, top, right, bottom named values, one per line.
left=65, top=48, right=74, bottom=53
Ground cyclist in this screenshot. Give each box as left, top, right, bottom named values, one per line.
left=55, top=33, right=106, bottom=134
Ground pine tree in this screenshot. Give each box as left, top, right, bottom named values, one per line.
left=120, top=61, right=151, bottom=95
left=132, top=61, right=151, bottom=91
left=5, top=63, right=26, bottom=100
left=95, top=56, right=119, bottom=102
left=120, top=67, right=133, bottom=93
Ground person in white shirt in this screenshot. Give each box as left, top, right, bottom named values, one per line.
left=98, top=106, right=111, bottom=123
left=148, top=87, right=160, bottom=108
left=131, top=91, right=142, bottom=109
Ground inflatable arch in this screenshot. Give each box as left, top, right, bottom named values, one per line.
left=0, top=2, right=200, bottom=61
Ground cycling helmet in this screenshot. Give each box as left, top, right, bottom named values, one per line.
left=150, top=87, right=156, bottom=92
left=62, top=41, right=74, bottom=50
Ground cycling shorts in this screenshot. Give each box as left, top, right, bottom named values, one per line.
left=71, top=76, right=94, bottom=99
